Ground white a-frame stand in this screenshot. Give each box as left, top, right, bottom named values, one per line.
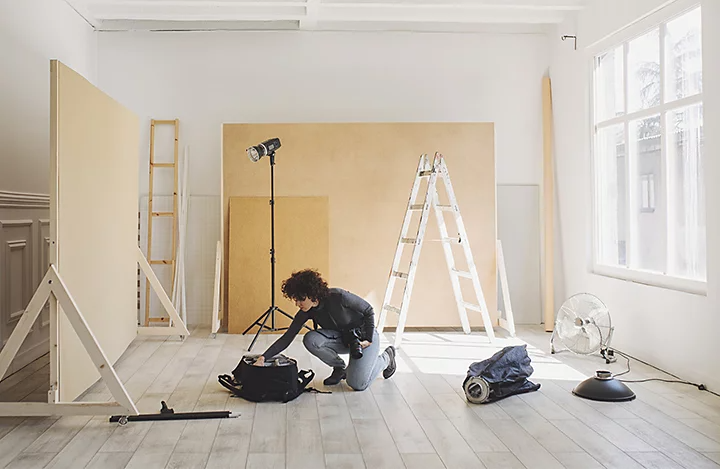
left=0, top=266, right=139, bottom=417
left=137, top=246, right=190, bottom=337
left=377, top=153, right=496, bottom=348
left=0, top=248, right=188, bottom=417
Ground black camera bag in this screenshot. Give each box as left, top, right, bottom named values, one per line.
left=218, top=354, right=316, bottom=403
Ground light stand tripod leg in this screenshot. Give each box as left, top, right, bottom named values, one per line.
left=241, top=306, right=269, bottom=335
left=247, top=306, right=273, bottom=351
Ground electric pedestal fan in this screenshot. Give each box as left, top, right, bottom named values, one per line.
left=551, top=293, right=635, bottom=402
left=551, top=293, right=615, bottom=362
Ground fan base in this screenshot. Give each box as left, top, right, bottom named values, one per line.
left=573, top=370, right=636, bottom=402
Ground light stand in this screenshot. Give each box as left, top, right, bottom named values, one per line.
left=242, top=148, right=310, bottom=351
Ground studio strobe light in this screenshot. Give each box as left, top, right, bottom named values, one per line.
left=242, top=137, right=310, bottom=351
left=247, top=138, right=281, bottom=163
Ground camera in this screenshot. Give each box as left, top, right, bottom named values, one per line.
left=342, top=328, right=364, bottom=360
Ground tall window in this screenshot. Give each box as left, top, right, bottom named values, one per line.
left=592, top=6, right=705, bottom=288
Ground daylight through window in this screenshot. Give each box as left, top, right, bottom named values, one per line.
left=592, top=6, right=705, bottom=284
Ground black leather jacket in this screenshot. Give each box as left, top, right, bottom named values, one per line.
left=261, top=288, right=375, bottom=359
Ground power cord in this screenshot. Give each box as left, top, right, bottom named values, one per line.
left=609, top=348, right=720, bottom=398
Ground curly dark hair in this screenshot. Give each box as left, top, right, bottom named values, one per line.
left=281, top=269, right=330, bottom=302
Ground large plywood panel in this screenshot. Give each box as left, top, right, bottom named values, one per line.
left=228, top=196, right=329, bottom=333
left=51, top=60, right=139, bottom=401
left=223, top=123, right=496, bottom=329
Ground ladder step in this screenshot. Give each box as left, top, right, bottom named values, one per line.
left=148, top=317, right=169, bottom=323
left=153, top=120, right=177, bottom=125
left=463, top=302, right=482, bottom=312
left=409, top=204, right=451, bottom=212
left=149, top=260, right=173, bottom=265
left=418, top=170, right=433, bottom=177
left=151, top=163, right=175, bottom=168
left=392, top=271, right=409, bottom=279
left=383, top=305, right=402, bottom=314
left=401, top=238, right=418, bottom=244
left=152, top=212, right=174, bottom=217
left=430, top=237, right=461, bottom=244
left=452, top=268, right=473, bottom=279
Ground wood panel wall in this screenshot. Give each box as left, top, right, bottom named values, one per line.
left=222, top=123, right=496, bottom=330
left=228, top=196, right=329, bottom=333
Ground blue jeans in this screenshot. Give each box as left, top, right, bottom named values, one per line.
left=303, top=329, right=388, bottom=391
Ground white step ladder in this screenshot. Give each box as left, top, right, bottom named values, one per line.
left=377, top=153, right=496, bottom=348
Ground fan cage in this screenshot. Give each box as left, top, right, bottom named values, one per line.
left=551, top=293, right=614, bottom=356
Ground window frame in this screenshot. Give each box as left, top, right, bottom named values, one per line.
left=588, top=0, right=706, bottom=296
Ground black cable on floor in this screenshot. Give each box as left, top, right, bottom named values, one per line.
left=611, top=352, right=631, bottom=378
left=609, top=348, right=720, bottom=398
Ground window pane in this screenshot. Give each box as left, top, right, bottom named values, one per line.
left=628, top=29, right=660, bottom=113
left=629, top=115, right=665, bottom=273
left=667, top=103, right=705, bottom=280
left=640, top=174, right=656, bottom=212
left=595, top=46, right=624, bottom=122
left=595, top=124, right=626, bottom=266
left=665, top=7, right=702, bottom=102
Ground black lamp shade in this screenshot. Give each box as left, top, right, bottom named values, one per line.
left=573, top=370, right=636, bottom=402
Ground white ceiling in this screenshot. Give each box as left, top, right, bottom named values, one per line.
left=65, top=0, right=585, bottom=33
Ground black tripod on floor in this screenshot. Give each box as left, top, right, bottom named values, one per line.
left=242, top=147, right=310, bottom=351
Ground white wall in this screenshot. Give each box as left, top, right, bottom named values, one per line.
left=97, top=30, right=551, bottom=325
left=550, top=0, right=720, bottom=390
left=0, top=0, right=97, bottom=371
left=0, top=0, right=97, bottom=194
left=98, top=31, right=549, bottom=194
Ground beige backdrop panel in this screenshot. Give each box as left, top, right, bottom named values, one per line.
left=228, top=196, right=329, bottom=333
left=52, top=60, right=139, bottom=401
left=223, top=123, right=496, bottom=329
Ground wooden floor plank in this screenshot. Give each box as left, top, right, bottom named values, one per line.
left=43, top=417, right=117, bottom=469
left=615, top=418, right=720, bottom=469
left=1, top=326, right=718, bottom=469
left=0, top=417, right=58, bottom=467
left=417, top=418, right=483, bottom=468
left=353, top=418, right=407, bottom=469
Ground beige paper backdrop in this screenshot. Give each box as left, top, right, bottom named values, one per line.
left=228, top=196, right=330, bottom=333
left=223, top=123, right=496, bottom=330
left=52, top=60, right=139, bottom=401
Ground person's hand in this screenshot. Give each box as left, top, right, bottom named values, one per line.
left=254, top=356, right=265, bottom=366
left=359, top=340, right=371, bottom=349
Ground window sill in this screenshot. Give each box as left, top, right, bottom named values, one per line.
left=592, top=264, right=707, bottom=296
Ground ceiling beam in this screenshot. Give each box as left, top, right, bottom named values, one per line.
left=300, top=0, right=321, bottom=29
left=318, top=6, right=567, bottom=24
left=82, top=0, right=583, bottom=26
left=319, top=0, right=584, bottom=10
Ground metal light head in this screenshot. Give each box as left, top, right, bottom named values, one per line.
left=246, top=137, right=281, bottom=163
left=573, top=370, right=636, bottom=402
left=247, top=146, right=261, bottom=162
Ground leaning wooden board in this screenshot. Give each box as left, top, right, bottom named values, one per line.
left=228, top=196, right=330, bottom=334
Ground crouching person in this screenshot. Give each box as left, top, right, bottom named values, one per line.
left=253, top=269, right=396, bottom=390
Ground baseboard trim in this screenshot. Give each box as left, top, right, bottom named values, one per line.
left=0, top=191, right=50, bottom=209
